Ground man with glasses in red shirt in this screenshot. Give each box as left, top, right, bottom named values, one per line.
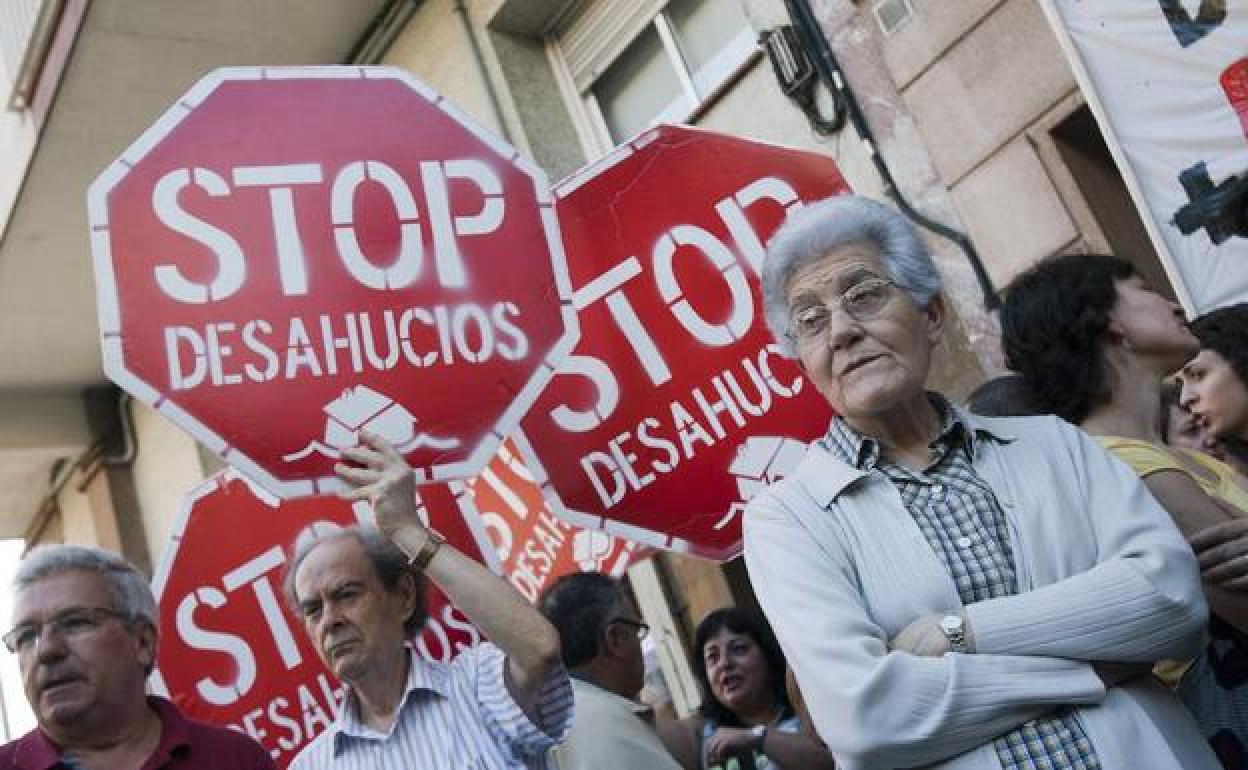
left=0, top=544, right=275, bottom=769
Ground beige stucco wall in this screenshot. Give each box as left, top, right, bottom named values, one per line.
left=54, top=468, right=119, bottom=550
left=881, top=0, right=1085, bottom=296
left=130, top=403, right=208, bottom=570
left=383, top=0, right=511, bottom=142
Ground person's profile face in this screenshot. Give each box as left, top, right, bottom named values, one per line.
left=1106, top=276, right=1198, bottom=371
left=1180, top=349, right=1248, bottom=442
left=1166, top=401, right=1223, bottom=459
left=603, top=600, right=648, bottom=697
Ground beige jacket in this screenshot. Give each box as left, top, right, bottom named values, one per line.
left=552, top=677, right=684, bottom=770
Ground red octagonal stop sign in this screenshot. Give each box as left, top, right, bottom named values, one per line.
left=88, top=67, right=577, bottom=496
left=513, top=126, right=845, bottom=560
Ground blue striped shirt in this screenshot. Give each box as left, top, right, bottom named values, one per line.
left=288, top=643, right=573, bottom=770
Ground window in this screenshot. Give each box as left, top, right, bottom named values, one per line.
left=549, top=0, right=757, bottom=158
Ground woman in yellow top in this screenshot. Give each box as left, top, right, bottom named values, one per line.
left=1001, top=253, right=1248, bottom=768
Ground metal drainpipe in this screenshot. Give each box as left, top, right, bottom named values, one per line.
left=784, top=0, right=999, bottom=309
left=452, top=0, right=514, bottom=144
left=346, top=0, right=414, bottom=64
left=103, top=392, right=137, bottom=466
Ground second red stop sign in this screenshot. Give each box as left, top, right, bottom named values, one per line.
left=514, top=126, right=845, bottom=560
left=88, top=67, right=577, bottom=496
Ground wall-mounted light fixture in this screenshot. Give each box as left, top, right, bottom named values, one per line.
left=759, top=25, right=845, bottom=136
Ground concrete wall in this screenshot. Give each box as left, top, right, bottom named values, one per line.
left=384, top=0, right=507, bottom=138
left=129, top=403, right=208, bottom=570
left=0, top=103, right=37, bottom=243
left=56, top=468, right=120, bottom=551
left=18, top=399, right=206, bottom=577
left=875, top=0, right=1142, bottom=311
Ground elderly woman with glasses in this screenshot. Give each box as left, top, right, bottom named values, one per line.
left=742, top=195, right=1218, bottom=770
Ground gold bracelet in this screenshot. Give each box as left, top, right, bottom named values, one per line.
left=407, top=530, right=446, bottom=571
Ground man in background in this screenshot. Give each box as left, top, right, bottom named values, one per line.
left=539, top=572, right=684, bottom=770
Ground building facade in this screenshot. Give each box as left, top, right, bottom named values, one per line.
left=0, top=0, right=1167, bottom=718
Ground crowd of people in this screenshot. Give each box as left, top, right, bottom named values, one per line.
left=6, top=194, right=1248, bottom=769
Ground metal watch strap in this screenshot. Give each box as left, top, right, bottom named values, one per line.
left=407, top=529, right=446, bottom=571
left=940, top=614, right=967, bottom=653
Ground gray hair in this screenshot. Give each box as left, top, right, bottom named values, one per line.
left=762, top=195, right=942, bottom=357
left=282, top=522, right=427, bottom=637
left=14, top=544, right=157, bottom=627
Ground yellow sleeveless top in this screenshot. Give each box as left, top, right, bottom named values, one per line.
left=1097, top=436, right=1248, bottom=512
left=1097, top=435, right=1248, bottom=686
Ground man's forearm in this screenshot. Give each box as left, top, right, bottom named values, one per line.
left=392, top=524, right=561, bottom=696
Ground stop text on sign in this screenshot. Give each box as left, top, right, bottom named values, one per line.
left=512, top=125, right=845, bottom=559
left=544, top=176, right=804, bottom=507
left=153, top=159, right=502, bottom=301
left=156, top=159, right=528, bottom=392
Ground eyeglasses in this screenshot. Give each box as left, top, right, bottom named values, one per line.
left=3, top=607, right=130, bottom=655
left=608, top=618, right=650, bottom=641
left=788, top=277, right=897, bottom=345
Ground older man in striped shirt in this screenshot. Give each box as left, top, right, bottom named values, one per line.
left=284, top=433, right=573, bottom=769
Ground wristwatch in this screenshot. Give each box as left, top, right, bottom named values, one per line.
left=406, top=529, right=446, bottom=571
left=939, top=613, right=967, bottom=653
left=749, top=724, right=767, bottom=751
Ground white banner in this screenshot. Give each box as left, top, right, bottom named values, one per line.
left=1038, top=1, right=1248, bottom=313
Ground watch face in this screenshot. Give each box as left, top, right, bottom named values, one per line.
left=940, top=615, right=962, bottom=634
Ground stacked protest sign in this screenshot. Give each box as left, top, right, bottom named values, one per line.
left=512, top=125, right=844, bottom=560
left=420, top=439, right=643, bottom=604
left=90, top=66, right=856, bottom=766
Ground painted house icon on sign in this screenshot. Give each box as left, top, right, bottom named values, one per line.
left=284, top=385, right=460, bottom=462
left=716, top=436, right=808, bottom=530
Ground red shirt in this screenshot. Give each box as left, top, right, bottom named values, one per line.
left=0, top=697, right=276, bottom=770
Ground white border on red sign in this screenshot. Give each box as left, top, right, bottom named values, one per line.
left=86, top=67, right=580, bottom=498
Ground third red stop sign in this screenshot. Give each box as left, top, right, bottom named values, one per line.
left=513, top=126, right=846, bottom=560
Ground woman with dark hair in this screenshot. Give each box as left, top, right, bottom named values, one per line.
left=1002, top=253, right=1248, bottom=767
left=1183, top=303, right=1248, bottom=468
left=684, top=607, right=833, bottom=770
left=1160, top=381, right=1243, bottom=471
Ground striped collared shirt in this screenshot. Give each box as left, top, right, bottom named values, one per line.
left=288, top=643, right=573, bottom=770
left=824, top=395, right=1100, bottom=770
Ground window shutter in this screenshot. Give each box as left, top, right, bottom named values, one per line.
left=557, top=0, right=667, bottom=93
